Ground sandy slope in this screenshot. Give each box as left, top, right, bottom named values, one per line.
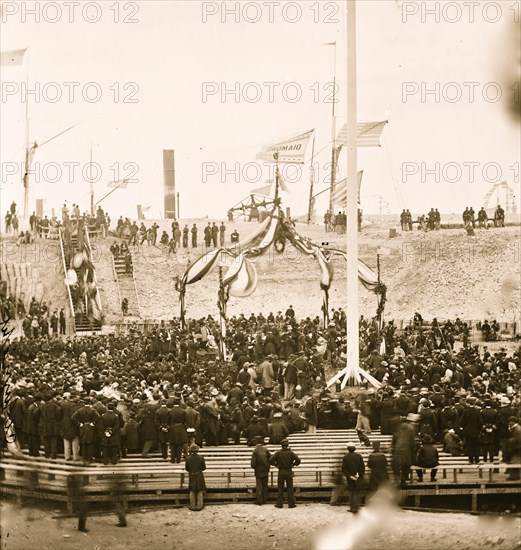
left=95, top=219, right=520, bottom=323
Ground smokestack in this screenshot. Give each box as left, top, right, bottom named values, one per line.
left=163, top=149, right=176, bottom=219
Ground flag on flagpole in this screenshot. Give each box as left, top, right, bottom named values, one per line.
left=0, top=48, right=27, bottom=66
left=107, top=179, right=129, bottom=189
left=250, top=182, right=272, bottom=197
left=142, top=205, right=151, bottom=212
left=336, top=120, right=388, bottom=148
left=256, top=129, right=314, bottom=164
left=331, top=171, right=363, bottom=208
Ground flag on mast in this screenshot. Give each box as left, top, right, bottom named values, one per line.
left=336, top=120, right=388, bottom=148
left=331, top=171, right=363, bottom=208
left=107, top=179, right=129, bottom=189
left=256, top=129, right=314, bottom=164
left=250, top=182, right=272, bottom=197
left=0, top=48, right=27, bottom=66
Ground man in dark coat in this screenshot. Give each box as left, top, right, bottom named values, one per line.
left=26, top=395, right=42, bottom=457
left=367, top=441, right=388, bottom=493
left=244, top=415, right=266, bottom=446
left=391, top=415, right=417, bottom=487
left=121, top=411, right=140, bottom=457
left=342, top=445, right=365, bottom=513
left=137, top=401, right=159, bottom=458
left=270, top=438, right=301, bottom=508
left=39, top=394, right=61, bottom=459
left=71, top=397, right=100, bottom=463
left=155, top=400, right=170, bottom=459
left=185, top=444, right=206, bottom=511
left=480, top=398, right=498, bottom=463
left=98, top=403, right=120, bottom=465
left=415, top=435, right=439, bottom=482
left=61, top=393, right=81, bottom=461
left=268, top=412, right=289, bottom=444
left=283, top=360, right=298, bottom=400
left=460, top=398, right=483, bottom=464
left=250, top=436, right=271, bottom=505
left=169, top=397, right=188, bottom=463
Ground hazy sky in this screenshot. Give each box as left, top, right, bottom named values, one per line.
left=1, top=0, right=520, bottom=219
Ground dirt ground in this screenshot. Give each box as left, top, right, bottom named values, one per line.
left=1, top=501, right=520, bottom=550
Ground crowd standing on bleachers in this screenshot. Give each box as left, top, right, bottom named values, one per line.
left=2, top=311, right=520, bottom=489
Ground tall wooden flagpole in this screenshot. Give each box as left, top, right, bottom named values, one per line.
left=307, top=132, right=316, bottom=224
left=328, top=42, right=337, bottom=215
left=344, top=0, right=360, bottom=384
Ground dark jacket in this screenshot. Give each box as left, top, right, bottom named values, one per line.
left=342, top=451, right=365, bottom=489
left=98, top=411, right=120, bottom=445
left=367, top=451, right=389, bottom=487
left=270, top=448, right=301, bottom=473
left=251, top=444, right=271, bottom=477
left=185, top=452, right=206, bottom=492
left=71, top=405, right=100, bottom=443
left=61, top=399, right=81, bottom=439
left=169, top=406, right=188, bottom=444
left=460, top=406, right=483, bottom=438
left=39, top=400, right=61, bottom=436
left=416, top=443, right=439, bottom=468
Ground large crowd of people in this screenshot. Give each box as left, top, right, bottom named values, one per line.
left=2, top=310, right=520, bottom=489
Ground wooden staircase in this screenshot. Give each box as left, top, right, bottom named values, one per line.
left=61, top=230, right=102, bottom=333
left=113, top=251, right=140, bottom=318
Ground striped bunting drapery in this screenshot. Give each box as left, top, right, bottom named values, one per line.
left=176, top=205, right=382, bottom=334
left=326, top=250, right=379, bottom=292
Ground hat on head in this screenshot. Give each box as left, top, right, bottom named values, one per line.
left=281, top=439, right=289, bottom=447
left=189, top=444, right=199, bottom=453
left=211, top=389, right=219, bottom=396
left=347, top=445, right=356, bottom=451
